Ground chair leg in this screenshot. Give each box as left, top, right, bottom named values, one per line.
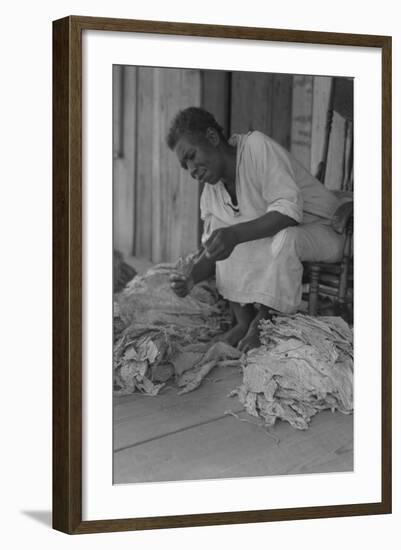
left=308, top=265, right=321, bottom=316
left=338, top=258, right=350, bottom=306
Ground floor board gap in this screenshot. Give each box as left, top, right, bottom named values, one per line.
left=114, top=408, right=244, bottom=453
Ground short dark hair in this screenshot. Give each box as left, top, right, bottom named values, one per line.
left=166, top=107, right=225, bottom=150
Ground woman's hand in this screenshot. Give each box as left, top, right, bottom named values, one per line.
left=204, top=227, right=239, bottom=261
left=169, top=272, right=195, bottom=297
left=113, top=250, right=136, bottom=292
left=332, top=200, right=353, bottom=234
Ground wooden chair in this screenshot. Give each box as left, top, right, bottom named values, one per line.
left=305, top=197, right=353, bottom=322
left=305, top=77, right=354, bottom=323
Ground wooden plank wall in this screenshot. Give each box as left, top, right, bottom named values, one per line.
left=230, top=72, right=274, bottom=135
left=228, top=73, right=335, bottom=176
left=271, top=74, right=293, bottom=151
left=134, top=67, right=201, bottom=263
left=113, top=66, right=201, bottom=263
left=290, top=75, right=314, bottom=170
left=113, top=66, right=137, bottom=256
left=230, top=72, right=293, bottom=150
left=310, top=76, right=333, bottom=178
left=135, top=67, right=154, bottom=259
left=202, top=71, right=349, bottom=190
left=201, top=70, right=230, bottom=134
left=324, top=111, right=347, bottom=190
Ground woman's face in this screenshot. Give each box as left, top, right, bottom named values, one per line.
left=174, top=131, right=224, bottom=185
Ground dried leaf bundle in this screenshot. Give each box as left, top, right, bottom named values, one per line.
left=113, top=256, right=231, bottom=396
left=235, top=314, right=353, bottom=430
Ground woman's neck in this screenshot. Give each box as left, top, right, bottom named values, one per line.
left=221, top=144, right=237, bottom=198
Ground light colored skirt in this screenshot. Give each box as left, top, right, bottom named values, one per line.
left=206, top=218, right=344, bottom=313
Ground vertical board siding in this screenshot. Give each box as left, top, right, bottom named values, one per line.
left=113, top=66, right=136, bottom=256
left=151, top=69, right=163, bottom=262
left=230, top=72, right=274, bottom=135
left=112, top=65, right=124, bottom=159
left=160, top=68, right=201, bottom=262
left=271, top=74, right=293, bottom=150
left=310, top=76, right=332, bottom=178
left=201, top=70, right=230, bottom=134
left=135, top=67, right=154, bottom=258
left=324, top=111, right=347, bottom=190
left=290, top=75, right=314, bottom=170
left=134, top=67, right=201, bottom=263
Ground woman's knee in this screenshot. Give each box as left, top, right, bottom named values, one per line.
left=271, top=227, right=298, bottom=258
left=295, top=224, right=345, bottom=262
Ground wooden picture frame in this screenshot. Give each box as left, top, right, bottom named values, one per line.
left=53, top=15, right=392, bottom=534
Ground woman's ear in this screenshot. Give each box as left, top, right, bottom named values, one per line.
left=205, top=127, right=221, bottom=147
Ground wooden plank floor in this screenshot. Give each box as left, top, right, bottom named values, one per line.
left=113, top=365, right=353, bottom=484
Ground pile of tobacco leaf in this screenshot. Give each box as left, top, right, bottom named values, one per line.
left=113, top=256, right=235, bottom=396
left=233, top=314, right=353, bottom=429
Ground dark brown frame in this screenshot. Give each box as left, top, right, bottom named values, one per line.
left=53, top=15, right=392, bottom=534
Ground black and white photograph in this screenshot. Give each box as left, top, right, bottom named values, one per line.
left=112, top=66, right=354, bottom=485
left=2, top=0, right=397, bottom=544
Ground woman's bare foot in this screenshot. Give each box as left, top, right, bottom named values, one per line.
left=213, top=302, right=256, bottom=348
left=238, top=306, right=272, bottom=353
left=216, top=323, right=251, bottom=347
left=237, top=320, right=262, bottom=352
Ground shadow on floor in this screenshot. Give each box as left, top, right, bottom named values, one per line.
left=21, top=510, right=52, bottom=527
